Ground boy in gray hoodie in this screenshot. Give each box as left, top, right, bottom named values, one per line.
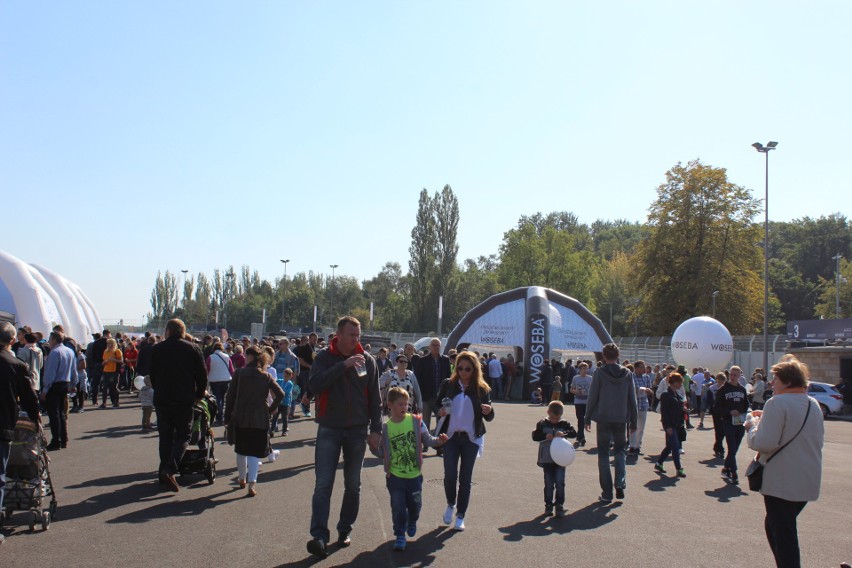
left=584, top=343, right=638, bottom=503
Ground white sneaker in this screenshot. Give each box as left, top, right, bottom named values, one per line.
left=442, top=505, right=455, bottom=525
left=453, top=517, right=465, bottom=531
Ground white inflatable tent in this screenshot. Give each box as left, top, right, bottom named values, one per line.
left=0, top=249, right=103, bottom=345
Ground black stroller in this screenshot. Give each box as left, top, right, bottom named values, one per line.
left=178, top=393, right=218, bottom=484
left=0, top=414, right=57, bottom=531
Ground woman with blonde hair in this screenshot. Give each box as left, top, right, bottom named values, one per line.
left=224, top=346, right=284, bottom=496
left=100, top=338, right=123, bottom=408
left=745, top=355, right=823, bottom=568
left=435, top=350, right=495, bottom=531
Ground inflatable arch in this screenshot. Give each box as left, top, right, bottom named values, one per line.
left=0, top=249, right=103, bottom=345
left=444, top=286, right=613, bottom=399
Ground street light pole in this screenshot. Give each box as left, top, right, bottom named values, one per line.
left=753, top=141, right=778, bottom=375
left=834, top=253, right=843, bottom=318
left=280, top=259, right=290, bottom=331
left=712, top=290, right=720, bottom=318
left=329, top=264, right=339, bottom=327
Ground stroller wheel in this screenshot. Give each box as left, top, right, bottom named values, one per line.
left=41, top=511, right=50, bottom=531
left=49, top=500, right=57, bottom=519
left=205, top=459, right=216, bottom=485
left=29, top=512, right=37, bottom=531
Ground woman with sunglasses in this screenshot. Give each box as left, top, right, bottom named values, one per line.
left=435, top=350, right=495, bottom=531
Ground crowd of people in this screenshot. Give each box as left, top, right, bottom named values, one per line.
left=0, top=316, right=839, bottom=567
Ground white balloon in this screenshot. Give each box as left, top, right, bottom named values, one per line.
left=134, top=375, right=147, bottom=390
left=670, top=316, right=734, bottom=373
left=549, top=437, right=576, bottom=467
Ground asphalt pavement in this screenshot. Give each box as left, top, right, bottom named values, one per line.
left=2, top=392, right=851, bottom=568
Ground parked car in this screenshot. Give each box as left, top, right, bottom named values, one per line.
left=808, top=381, right=845, bottom=418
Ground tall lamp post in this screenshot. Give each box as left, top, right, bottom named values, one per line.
left=280, top=259, right=290, bottom=331
left=833, top=253, right=843, bottom=318
left=753, top=140, right=778, bottom=375
left=329, top=264, right=339, bottom=327
left=712, top=290, right=720, bottom=318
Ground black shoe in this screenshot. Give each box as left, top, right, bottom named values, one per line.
left=615, top=487, right=625, bottom=500
left=45, top=442, right=61, bottom=451
left=337, top=532, right=351, bottom=547
left=307, top=539, right=328, bottom=558
left=163, top=473, right=180, bottom=492
left=60, top=442, right=68, bottom=449
left=545, top=506, right=554, bottom=516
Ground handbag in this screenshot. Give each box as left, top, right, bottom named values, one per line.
left=747, top=401, right=811, bottom=491
left=677, top=425, right=687, bottom=442
left=225, top=375, right=241, bottom=446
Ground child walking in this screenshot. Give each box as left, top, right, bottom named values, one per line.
left=532, top=400, right=577, bottom=517
left=139, top=376, right=155, bottom=430
left=372, top=387, right=448, bottom=551
left=270, top=368, right=294, bottom=437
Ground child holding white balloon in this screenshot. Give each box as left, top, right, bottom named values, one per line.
left=532, top=401, right=577, bottom=517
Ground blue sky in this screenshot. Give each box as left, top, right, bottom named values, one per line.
left=2, top=2, right=850, bottom=324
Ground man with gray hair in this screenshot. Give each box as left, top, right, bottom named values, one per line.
left=1, top=322, right=41, bottom=544
left=412, top=338, right=451, bottom=433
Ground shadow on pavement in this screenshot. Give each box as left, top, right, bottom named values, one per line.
left=79, top=425, right=153, bottom=440
left=704, top=482, right=749, bottom=503
left=106, top=489, right=238, bottom=524
left=498, top=501, right=620, bottom=541
left=59, top=481, right=171, bottom=522
left=644, top=474, right=680, bottom=492
left=67, top=471, right=154, bottom=489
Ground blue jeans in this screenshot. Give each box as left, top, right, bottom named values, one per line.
left=386, top=474, right=423, bottom=537
left=442, top=432, right=479, bottom=518
left=210, top=381, right=230, bottom=422
left=723, top=421, right=745, bottom=473
left=0, top=440, right=10, bottom=512
left=542, top=463, right=565, bottom=508
left=310, top=425, right=367, bottom=542
left=595, top=421, right=628, bottom=499
left=490, top=376, right=503, bottom=399
left=657, top=429, right=682, bottom=470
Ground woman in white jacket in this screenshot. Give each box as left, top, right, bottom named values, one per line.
left=745, top=355, right=823, bottom=568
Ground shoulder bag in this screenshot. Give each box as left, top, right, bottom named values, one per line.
left=746, top=400, right=811, bottom=491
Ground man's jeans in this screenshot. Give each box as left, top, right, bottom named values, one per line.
left=310, top=425, right=367, bottom=542
left=489, top=376, right=503, bottom=399
left=657, top=428, right=682, bottom=470
left=45, top=381, right=69, bottom=446
left=595, top=421, right=628, bottom=499
left=723, top=421, right=745, bottom=473
left=629, top=410, right=648, bottom=450
left=156, top=404, right=193, bottom=476
left=209, top=381, right=230, bottom=422
left=0, top=440, right=10, bottom=512
left=542, top=463, right=565, bottom=508
left=421, top=400, right=437, bottom=433
left=386, top=474, right=423, bottom=537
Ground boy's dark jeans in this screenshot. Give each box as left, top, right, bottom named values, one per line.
left=386, top=474, right=423, bottom=536
left=542, top=463, right=565, bottom=508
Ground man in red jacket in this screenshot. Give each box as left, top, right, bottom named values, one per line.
left=306, top=316, right=381, bottom=558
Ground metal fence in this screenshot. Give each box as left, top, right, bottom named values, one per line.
left=611, top=335, right=790, bottom=372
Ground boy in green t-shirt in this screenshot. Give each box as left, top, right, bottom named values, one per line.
left=373, top=387, right=448, bottom=551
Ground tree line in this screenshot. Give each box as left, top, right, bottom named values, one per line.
left=148, top=166, right=852, bottom=336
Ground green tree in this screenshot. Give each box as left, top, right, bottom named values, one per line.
left=148, top=270, right=178, bottom=325
left=408, top=189, right=436, bottom=330
left=814, top=257, right=852, bottom=319
left=497, top=218, right=599, bottom=305
left=636, top=160, right=763, bottom=334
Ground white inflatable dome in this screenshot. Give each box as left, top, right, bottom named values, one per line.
left=0, top=249, right=103, bottom=345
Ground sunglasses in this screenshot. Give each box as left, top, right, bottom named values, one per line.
left=457, top=366, right=474, bottom=372
left=397, top=360, right=408, bottom=365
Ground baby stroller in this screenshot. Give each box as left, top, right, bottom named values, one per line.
left=178, top=393, right=218, bottom=484
left=0, top=414, right=57, bottom=531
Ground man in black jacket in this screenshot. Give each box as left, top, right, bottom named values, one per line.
left=1, top=322, right=41, bottom=544
left=149, top=319, right=207, bottom=492
left=88, top=329, right=109, bottom=405
left=306, top=316, right=381, bottom=558
left=412, top=337, right=451, bottom=433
